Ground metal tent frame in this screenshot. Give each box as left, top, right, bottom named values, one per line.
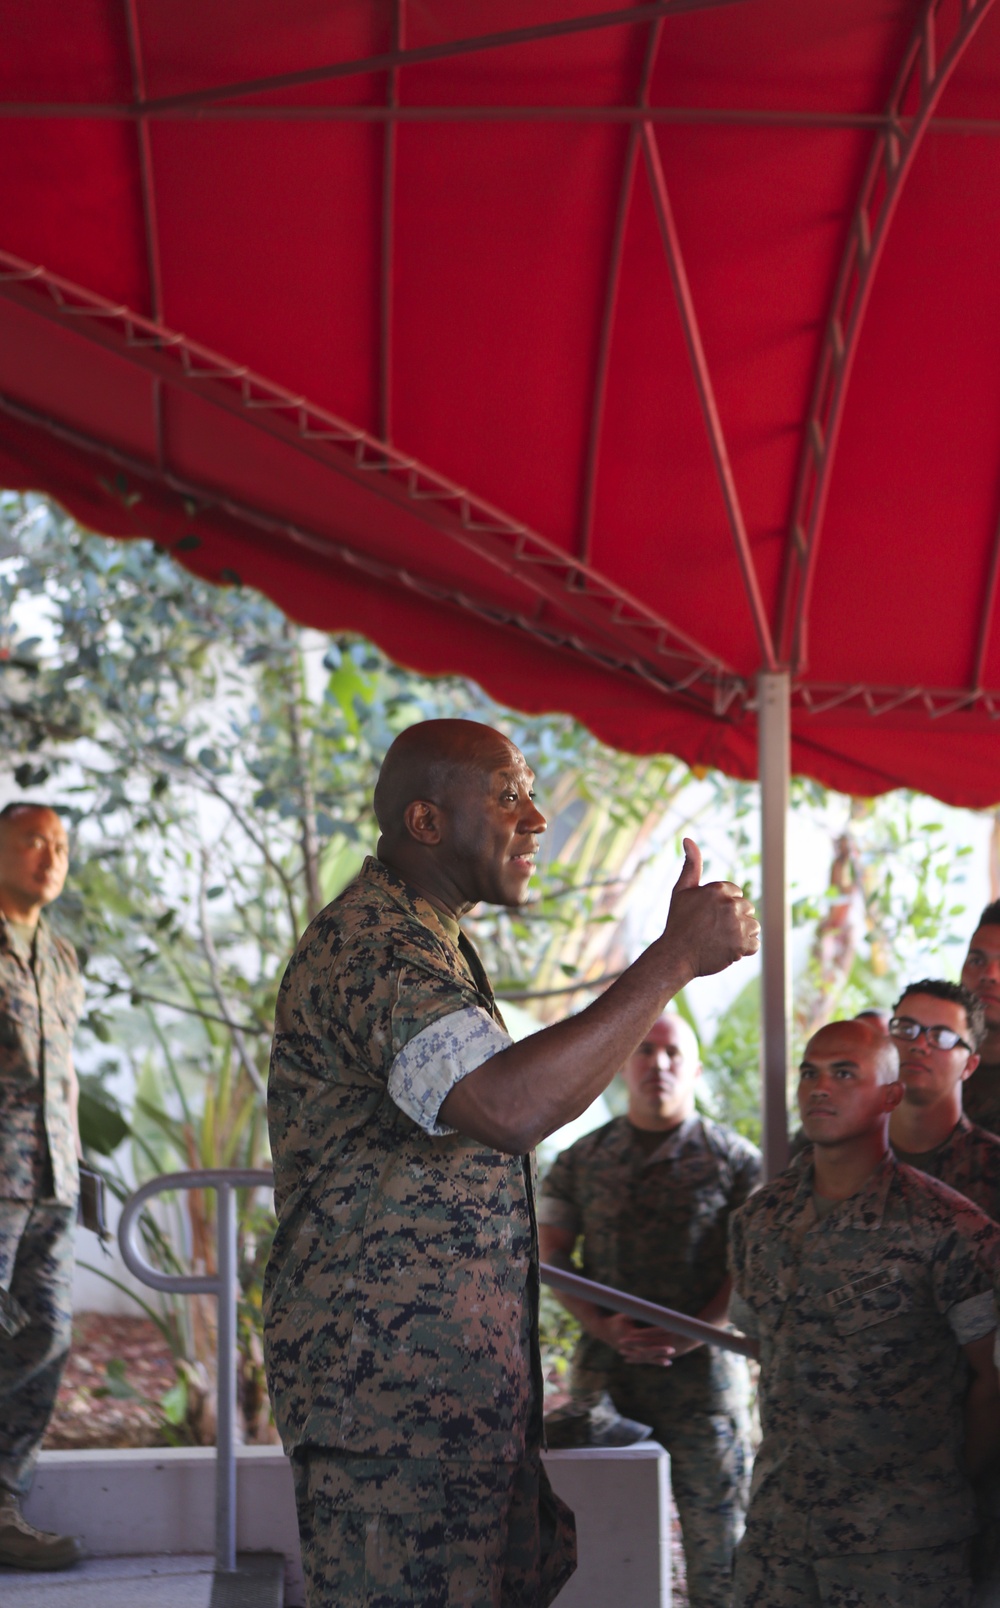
left=4, top=0, right=1000, bottom=1168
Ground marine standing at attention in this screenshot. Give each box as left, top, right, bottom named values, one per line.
left=263, top=719, right=760, bottom=1608
left=887, top=978, right=1000, bottom=1600
left=888, top=979, right=1000, bottom=1219
left=540, top=1011, right=760, bottom=1608
left=0, top=803, right=86, bottom=1571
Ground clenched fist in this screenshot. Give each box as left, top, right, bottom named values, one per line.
left=660, top=838, right=760, bottom=978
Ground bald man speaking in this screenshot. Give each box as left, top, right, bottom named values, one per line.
left=263, top=720, right=759, bottom=1608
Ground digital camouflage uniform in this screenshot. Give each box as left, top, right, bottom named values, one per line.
left=0, top=913, right=83, bottom=1497
left=892, top=1116, right=1000, bottom=1236
left=729, top=1154, right=1000, bottom=1608
left=892, top=1116, right=1000, bottom=1603
left=962, top=1064, right=1000, bottom=1139
left=539, top=1114, right=761, bottom=1608
left=263, top=856, right=575, bottom=1608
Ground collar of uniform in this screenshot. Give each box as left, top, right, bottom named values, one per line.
left=626, top=1113, right=701, bottom=1167
left=892, top=1114, right=971, bottom=1167
left=797, top=1151, right=897, bottom=1232
left=362, top=854, right=462, bottom=947
left=0, top=910, right=48, bottom=968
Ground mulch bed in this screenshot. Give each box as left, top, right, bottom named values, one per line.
left=43, top=1312, right=177, bottom=1451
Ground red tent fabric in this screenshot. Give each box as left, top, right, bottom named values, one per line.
left=2, top=0, right=1000, bottom=802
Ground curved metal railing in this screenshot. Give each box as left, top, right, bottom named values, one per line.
left=118, top=1167, right=753, bottom=1571
left=118, top=1167, right=274, bottom=1574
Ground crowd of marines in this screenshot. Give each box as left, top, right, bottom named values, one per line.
left=5, top=719, right=1000, bottom=1608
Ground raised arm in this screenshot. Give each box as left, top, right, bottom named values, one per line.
left=440, top=840, right=759, bottom=1153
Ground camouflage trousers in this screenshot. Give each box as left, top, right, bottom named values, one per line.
left=604, top=1360, right=751, bottom=1608
left=732, top=1539, right=974, bottom=1607
left=0, top=1199, right=75, bottom=1497
left=291, top=1448, right=576, bottom=1608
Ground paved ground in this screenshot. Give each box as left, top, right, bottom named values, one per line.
left=0, top=1554, right=215, bottom=1607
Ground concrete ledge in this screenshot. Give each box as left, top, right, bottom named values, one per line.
left=544, top=1445, right=670, bottom=1608
left=26, top=1442, right=670, bottom=1607
left=0, top=1553, right=216, bottom=1607
left=26, top=1449, right=303, bottom=1607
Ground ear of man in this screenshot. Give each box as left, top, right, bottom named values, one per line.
left=403, top=800, right=443, bottom=846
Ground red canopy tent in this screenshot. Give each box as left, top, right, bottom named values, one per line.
left=2, top=0, right=999, bottom=1164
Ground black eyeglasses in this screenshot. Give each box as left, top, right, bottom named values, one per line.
left=889, top=1016, right=972, bottom=1053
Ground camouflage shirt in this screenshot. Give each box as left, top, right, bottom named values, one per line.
left=0, top=913, right=83, bottom=1207
left=962, top=1063, right=1000, bottom=1139
left=730, top=1155, right=1000, bottom=1554
left=263, top=855, right=539, bottom=1463
left=540, top=1115, right=761, bottom=1393
left=892, top=1115, right=1000, bottom=1222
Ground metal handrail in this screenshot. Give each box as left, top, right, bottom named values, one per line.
left=118, top=1167, right=753, bottom=1571
left=118, top=1167, right=274, bottom=1574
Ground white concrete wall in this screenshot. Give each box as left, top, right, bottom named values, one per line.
left=27, top=1443, right=670, bottom=1607
left=545, top=1446, right=671, bottom=1608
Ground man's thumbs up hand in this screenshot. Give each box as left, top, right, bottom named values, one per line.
left=672, top=837, right=703, bottom=892
left=663, top=838, right=760, bottom=979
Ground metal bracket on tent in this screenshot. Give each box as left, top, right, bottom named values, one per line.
left=794, top=682, right=1000, bottom=722
left=0, top=246, right=744, bottom=719
left=0, top=385, right=751, bottom=723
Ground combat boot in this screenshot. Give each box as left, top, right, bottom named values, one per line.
left=0, top=1491, right=85, bottom=1570
left=544, top=1390, right=653, bottom=1448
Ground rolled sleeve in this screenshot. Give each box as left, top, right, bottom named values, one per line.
left=728, top=1289, right=759, bottom=1341
left=387, top=1005, right=512, bottom=1135
left=947, top=1289, right=998, bottom=1346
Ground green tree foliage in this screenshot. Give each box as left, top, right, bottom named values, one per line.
left=0, top=491, right=976, bottom=1425
left=0, top=492, right=714, bottom=1431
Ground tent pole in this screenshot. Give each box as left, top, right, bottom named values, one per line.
left=758, top=670, right=790, bottom=1178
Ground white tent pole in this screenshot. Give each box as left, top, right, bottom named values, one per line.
left=758, top=670, right=791, bottom=1178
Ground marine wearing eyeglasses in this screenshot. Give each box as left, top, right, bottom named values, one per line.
left=888, top=979, right=1000, bottom=1601
left=961, top=902, right=1000, bottom=1138
left=887, top=979, right=1000, bottom=1220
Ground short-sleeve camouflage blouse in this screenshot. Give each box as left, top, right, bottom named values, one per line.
left=0, top=914, right=84, bottom=1207
left=263, top=856, right=540, bottom=1463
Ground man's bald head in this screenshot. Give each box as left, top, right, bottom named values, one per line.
left=0, top=803, right=69, bottom=923
left=0, top=801, right=59, bottom=832
left=622, top=1012, right=702, bottom=1130
left=798, top=1017, right=902, bottom=1148
left=373, top=720, right=546, bottom=914
left=807, top=1017, right=900, bottom=1084
left=374, top=720, right=518, bottom=845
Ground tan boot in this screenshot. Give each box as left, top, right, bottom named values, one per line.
left=0, top=1491, right=85, bottom=1571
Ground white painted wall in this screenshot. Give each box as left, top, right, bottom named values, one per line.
left=27, top=1443, right=671, bottom=1608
